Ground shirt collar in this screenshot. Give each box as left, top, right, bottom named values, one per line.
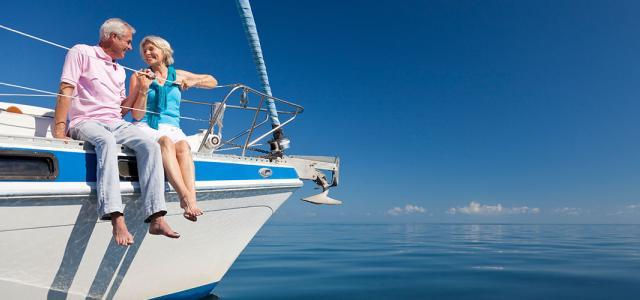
left=94, top=45, right=118, bottom=67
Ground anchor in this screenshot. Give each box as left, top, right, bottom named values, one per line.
left=287, top=155, right=342, bottom=205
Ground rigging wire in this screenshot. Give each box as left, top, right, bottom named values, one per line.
left=0, top=24, right=235, bottom=88
left=0, top=24, right=299, bottom=155
left=0, top=82, right=209, bottom=123
left=0, top=23, right=243, bottom=123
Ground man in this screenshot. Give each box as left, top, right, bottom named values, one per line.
left=53, top=18, right=179, bottom=246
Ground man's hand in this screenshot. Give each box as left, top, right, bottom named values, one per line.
left=52, top=121, right=70, bottom=140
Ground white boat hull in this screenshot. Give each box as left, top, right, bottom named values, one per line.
left=0, top=187, right=296, bottom=299
left=0, top=102, right=338, bottom=299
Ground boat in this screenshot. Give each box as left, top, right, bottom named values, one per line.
left=0, top=2, right=341, bottom=299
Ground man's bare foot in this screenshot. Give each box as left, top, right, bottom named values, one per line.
left=111, top=213, right=134, bottom=246
left=180, top=195, right=203, bottom=222
left=148, top=214, right=180, bottom=238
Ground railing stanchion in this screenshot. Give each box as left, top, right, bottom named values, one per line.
left=242, top=95, right=265, bottom=157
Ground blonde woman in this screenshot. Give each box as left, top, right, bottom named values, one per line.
left=124, top=36, right=217, bottom=221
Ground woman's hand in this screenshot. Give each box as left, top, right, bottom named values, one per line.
left=175, top=70, right=217, bottom=90
left=179, top=77, right=199, bottom=91
left=136, top=68, right=154, bottom=91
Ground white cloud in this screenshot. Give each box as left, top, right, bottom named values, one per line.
left=554, top=207, right=583, bottom=216
left=626, top=204, right=640, bottom=211
left=405, top=204, right=426, bottom=214
left=447, top=201, right=503, bottom=215
left=386, top=204, right=426, bottom=216
left=447, top=201, right=540, bottom=215
left=511, top=206, right=540, bottom=214
left=387, top=207, right=403, bottom=216
left=610, top=203, right=640, bottom=216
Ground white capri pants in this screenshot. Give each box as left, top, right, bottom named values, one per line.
left=134, top=122, right=188, bottom=143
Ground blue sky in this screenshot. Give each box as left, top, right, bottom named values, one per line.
left=1, top=0, right=639, bottom=223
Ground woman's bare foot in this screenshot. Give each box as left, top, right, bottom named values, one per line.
left=111, top=213, right=134, bottom=246
left=180, top=195, right=203, bottom=222
left=148, top=214, right=180, bottom=238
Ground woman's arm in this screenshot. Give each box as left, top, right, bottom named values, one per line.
left=176, top=69, right=218, bottom=90
left=122, top=70, right=153, bottom=121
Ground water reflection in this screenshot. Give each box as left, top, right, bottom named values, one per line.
left=214, top=224, right=640, bottom=300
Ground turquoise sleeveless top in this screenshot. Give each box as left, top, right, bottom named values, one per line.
left=141, top=65, right=181, bottom=129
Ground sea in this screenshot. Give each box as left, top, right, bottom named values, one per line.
left=209, top=223, right=640, bottom=300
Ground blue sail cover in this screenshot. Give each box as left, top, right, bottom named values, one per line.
left=236, top=0, right=281, bottom=126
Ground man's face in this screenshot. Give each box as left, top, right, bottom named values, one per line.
left=110, top=29, right=133, bottom=60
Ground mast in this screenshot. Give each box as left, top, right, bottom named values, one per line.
left=235, top=0, right=289, bottom=155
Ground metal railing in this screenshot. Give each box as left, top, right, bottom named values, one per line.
left=0, top=81, right=303, bottom=157
left=183, top=84, right=304, bottom=157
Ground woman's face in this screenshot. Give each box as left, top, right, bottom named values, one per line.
left=142, top=42, right=165, bottom=66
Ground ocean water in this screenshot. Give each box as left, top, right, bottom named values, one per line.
left=211, top=224, right=640, bottom=299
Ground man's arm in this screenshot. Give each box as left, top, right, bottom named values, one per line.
left=53, top=82, right=75, bottom=139
left=120, top=75, right=137, bottom=117
left=55, top=44, right=84, bottom=139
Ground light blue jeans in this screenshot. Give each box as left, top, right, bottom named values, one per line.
left=70, top=120, right=166, bottom=222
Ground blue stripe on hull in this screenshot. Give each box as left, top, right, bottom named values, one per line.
left=0, top=147, right=298, bottom=182
left=193, top=160, right=296, bottom=181
left=152, top=282, right=218, bottom=299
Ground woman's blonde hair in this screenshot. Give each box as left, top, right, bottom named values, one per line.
left=139, top=35, right=174, bottom=65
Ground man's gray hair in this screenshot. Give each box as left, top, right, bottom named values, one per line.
left=99, top=18, right=135, bottom=42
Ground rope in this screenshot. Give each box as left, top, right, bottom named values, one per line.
left=0, top=82, right=209, bottom=122
left=0, top=24, right=236, bottom=89
left=0, top=24, right=291, bottom=155
left=0, top=23, right=242, bottom=123
left=0, top=93, right=57, bottom=97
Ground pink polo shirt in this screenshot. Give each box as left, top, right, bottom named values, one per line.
left=60, top=44, right=127, bottom=128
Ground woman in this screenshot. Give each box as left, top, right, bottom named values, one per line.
left=124, top=35, right=217, bottom=221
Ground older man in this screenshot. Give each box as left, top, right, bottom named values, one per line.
left=53, top=18, right=179, bottom=246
